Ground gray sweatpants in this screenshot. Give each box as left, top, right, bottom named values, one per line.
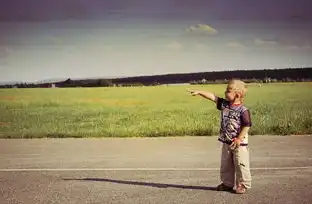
left=220, top=143, right=252, bottom=188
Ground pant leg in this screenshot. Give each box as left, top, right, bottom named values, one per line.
left=220, top=143, right=235, bottom=188
left=233, top=146, right=252, bottom=188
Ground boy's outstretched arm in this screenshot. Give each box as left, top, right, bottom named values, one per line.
left=187, top=88, right=218, bottom=103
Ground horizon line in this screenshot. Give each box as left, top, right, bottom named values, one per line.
left=1, top=66, right=310, bottom=85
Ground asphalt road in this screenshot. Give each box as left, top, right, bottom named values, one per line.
left=0, top=135, right=312, bottom=204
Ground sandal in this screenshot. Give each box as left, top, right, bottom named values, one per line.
left=235, top=184, right=247, bottom=194
left=216, top=183, right=233, bottom=191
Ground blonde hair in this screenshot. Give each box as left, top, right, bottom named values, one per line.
left=227, top=79, right=247, bottom=103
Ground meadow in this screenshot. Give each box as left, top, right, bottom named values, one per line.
left=0, top=83, right=311, bottom=138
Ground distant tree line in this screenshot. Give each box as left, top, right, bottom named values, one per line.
left=111, top=67, right=312, bottom=85
left=1, top=67, right=311, bottom=89
left=189, top=76, right=310, bottom=85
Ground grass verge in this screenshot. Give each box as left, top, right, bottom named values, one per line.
left=0, top=83, right=311, bottom=138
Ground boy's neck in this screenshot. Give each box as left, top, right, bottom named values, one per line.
left=230, top=100, right=242, bottom=106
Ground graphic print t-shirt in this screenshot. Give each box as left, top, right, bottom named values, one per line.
left=216, top=97, right=252, bottom=145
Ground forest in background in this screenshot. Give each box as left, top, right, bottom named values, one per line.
left=1, top=67, right=311, bottom=88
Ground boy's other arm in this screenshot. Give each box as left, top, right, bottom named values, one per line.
left=237, top=126, right=250, bottom=141
left=231, top=126, right=250, bottom=149
left=238, top=109, right=252, bottom=140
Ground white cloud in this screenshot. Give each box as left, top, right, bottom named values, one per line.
left=286, top=45, right=300, bottom=50
left=285, top=44, right=311, bottom=51
left=254, top=37, right=312, bottom=51
left=254, top=38, right=277, bottom=45
left=186, top=24, right=218, bottom=35
left=227, top=42, right=246, bottom=49
left=302, top=44, right=312, bottom=50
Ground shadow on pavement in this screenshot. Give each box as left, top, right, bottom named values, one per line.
left=63, top=178, right=218, bottom=191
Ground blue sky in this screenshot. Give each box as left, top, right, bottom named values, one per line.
left=1, top=0, right=312, bottom=83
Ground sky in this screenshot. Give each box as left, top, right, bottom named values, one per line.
left=1, top=0, right=312, bottom=83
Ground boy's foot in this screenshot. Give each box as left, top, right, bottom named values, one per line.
left=216, top=183, right=233, bottom=191
left=235, top=184, right=247, bottom=194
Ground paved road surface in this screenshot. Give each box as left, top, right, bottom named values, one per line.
left=0, top=135, right=312, bottom=204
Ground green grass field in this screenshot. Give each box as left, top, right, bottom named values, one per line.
left=0, top=83, right=311, bottom=138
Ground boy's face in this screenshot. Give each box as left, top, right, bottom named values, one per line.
left=225, top=85, right=236, bottom=101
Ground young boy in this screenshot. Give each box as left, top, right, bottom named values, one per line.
left=187, top=79, right=252, bottom=194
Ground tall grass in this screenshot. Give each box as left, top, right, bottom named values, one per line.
left=0, top=83, right=311, bottom=138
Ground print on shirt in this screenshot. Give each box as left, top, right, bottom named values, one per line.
left=220, top=108, right=242, bottom=143
left=216, top=97, right=251, bottom=145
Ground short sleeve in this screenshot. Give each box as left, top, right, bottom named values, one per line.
left=216, top=97, right=226, bottom=110
left=241, top=109, right=252, bottom=127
